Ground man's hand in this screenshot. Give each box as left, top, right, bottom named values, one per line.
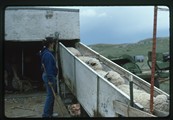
left=48, top=82, right=53, bottom=86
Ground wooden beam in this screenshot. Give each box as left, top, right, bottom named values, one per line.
left=113, top=100, right=156, bottom=117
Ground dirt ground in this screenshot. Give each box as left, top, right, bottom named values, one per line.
left=4, top=91, right=60, bottom=118
left=4, top=82, right=84, bottom=118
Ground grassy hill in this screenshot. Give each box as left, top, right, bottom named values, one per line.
left=88, top=37, right=169, bottom=70
left=89, top=37, right=169, bottom=58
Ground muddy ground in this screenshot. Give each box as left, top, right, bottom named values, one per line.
left=4, top=81, right=87, bottom=118
left=4, top=91, right=61, bottom=118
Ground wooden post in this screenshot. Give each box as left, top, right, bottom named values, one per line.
left=54, top=33, right=60, bottom=95
left=150, top=6, right=158, bottom=114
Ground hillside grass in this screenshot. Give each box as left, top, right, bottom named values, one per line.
left=89, top=37, right=169, bottom=70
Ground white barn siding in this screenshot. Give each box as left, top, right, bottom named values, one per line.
left=5, top=7, right=80, bottom=41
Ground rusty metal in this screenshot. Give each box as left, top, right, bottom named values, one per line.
left=150, top=6, right=158, bottom=114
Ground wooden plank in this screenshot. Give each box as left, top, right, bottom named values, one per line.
left=113, top=100, right=156, bottom=117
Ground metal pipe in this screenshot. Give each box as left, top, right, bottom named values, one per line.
left=150, top=6, right=158, bottom=114
left=96, top=75, right=100, bottom=116
left=129, top=75, right=134, bottom=107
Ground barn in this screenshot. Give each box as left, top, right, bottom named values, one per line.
left=4, top=6, right=80, bottom=91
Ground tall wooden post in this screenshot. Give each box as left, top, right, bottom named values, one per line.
left=150, top=6, right=158, bottom=114
left=55, top=32, right=60, bottom=95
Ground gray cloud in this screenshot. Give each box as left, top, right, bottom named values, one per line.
left=80, top=6, right=169, bottom=44
left=56, top=6, right=170, bottom=45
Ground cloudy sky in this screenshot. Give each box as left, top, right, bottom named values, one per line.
left=60, top=6, right=169, bottom=45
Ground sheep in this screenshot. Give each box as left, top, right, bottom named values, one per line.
left=117, top=84, right=130, bottom=94
left=105, top=71, right=125, bottom=86
left=117, top=84, right=151, bottom=111
left=67, top=47, right=81, bottom=56
left=95, top=70, right=108, bottom=77
left=87, top=58, right=103, bottom=70
left=77, top=51, right=169, bottom=114
left=154, top=94, right=167, bottom=105
left=12, top=77, right=33, bottom=92
left=78, top=55, right=169, bottom=114
left=78, top=56, right=103, bottom=70
left=68, top=103, right=81, bottom=117
left=117, top=84, right=169, bottom=113
left=105, top=71, right=150, bottom=110
left=154, top=94, right=169, bottom=112
left=11, top=65, right=33, bottom=92
left=133, top=90, right=151, bottom=111
left=78, top=56, right=91, bottom=63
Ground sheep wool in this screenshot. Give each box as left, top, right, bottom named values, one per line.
left=133, top=90, right=151, bottom=111
left=154, top=94, right=167, bottom=104
left=87, top=58, right=103, bottom=70
left=154, top=94, right=169, bottom=112
left=105, top=71, right=125, bottom=86
left=118, top=84, right=170, bottom=112
left=95, top=70, right=108, bottom=77
left=12, top=78, right=22, bottom=91
left=117, top=84, right=130, bottom=95
left=78, top=56, right=103, bottom=70
left=117, top=84, right=151, bottom=111
left=67, top=47, right=81, bottom=56
left=78, top=56, right=92, bottom=63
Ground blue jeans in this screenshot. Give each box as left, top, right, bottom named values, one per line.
left=42, top=73, right=57, bottom=117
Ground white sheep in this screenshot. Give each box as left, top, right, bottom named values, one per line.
left=78, top=56, right=92, bottom=63
left=117, top=84, right=130, bottom=94
left=154, top=94, right=167, bottom=105
left=95, top=70, right=108, bottom=77
left=134, top=90, right=151, bottom=111
left=87, top=58, right=103, bottom=70
left=78, top=56, right=103, bottom=70
left=105, top=71, right=125, bottom=86
left=154, top=94, right=169, bottom=112
left=117, top=84, right=169, bottom=113
left=77, top=54, right=169, bottom=114
left=117, top=84, right=151, bottom=111
left=67, top=47, right=81, bottom=56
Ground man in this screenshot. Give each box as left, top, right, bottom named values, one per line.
left=40, top=37, right=58, bottom=118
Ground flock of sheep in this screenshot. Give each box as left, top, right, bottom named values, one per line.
left=67, top=47, right=169, bottom=113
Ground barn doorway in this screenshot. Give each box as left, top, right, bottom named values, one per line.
left=4, top=41, right=44, bottom=91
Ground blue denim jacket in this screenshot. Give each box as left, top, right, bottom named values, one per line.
left=40, top=48, right=58, bottom=78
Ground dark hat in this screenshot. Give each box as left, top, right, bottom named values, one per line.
left=42, top=37, right=55, bottom=47
left=45, top=37, right=55, bottom=43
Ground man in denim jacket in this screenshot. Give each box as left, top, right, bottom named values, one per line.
left=40, top=37, right=58, bottom=118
